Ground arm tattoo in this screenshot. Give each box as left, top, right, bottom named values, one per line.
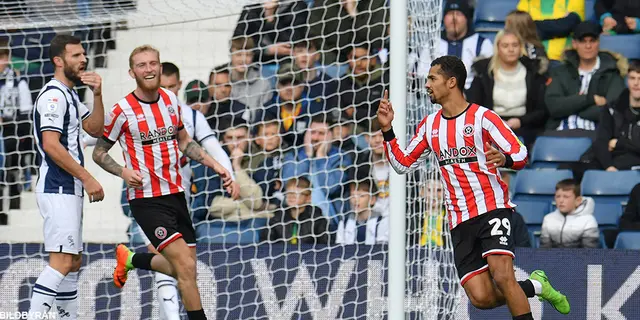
left=92, top=138, right=123, bottom=177
left=184, top=140, right=205, bottom=163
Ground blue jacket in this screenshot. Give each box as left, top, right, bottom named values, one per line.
left=281, top=145, right=352, bottom=223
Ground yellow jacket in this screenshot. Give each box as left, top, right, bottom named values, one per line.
left=517, top=0, right=585, bottom=60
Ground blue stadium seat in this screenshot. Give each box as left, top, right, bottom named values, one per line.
left=514, top=199, right=550, bottom=226
left=322, top=64, right=349, bottom=79
left=614, top=232, right=640, bottom=249
left=530, top=137, right=591, bottom=168
left=593, top=202, right=621, bottom=229
left=585, top=0, right=596, bottom=22
left=581, top=170, right=640, bottom=203
left=599, top=35, right=640, bottom=60
left=473, top=0, right=518, bottom=31
left=196, top=218, right=268, bottom=244
left=513, top=169, right=573, bottom=200
left=261, top=63, right=279, bottom=88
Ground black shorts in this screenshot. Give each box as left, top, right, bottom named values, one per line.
left=451, top=208, right=516, bottom=286
left=128, top=192, right=196, bottom=251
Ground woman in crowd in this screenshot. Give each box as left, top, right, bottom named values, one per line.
left=467, top=29, right=549, bottom=147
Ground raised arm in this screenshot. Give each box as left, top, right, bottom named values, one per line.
left=377, top=90, right=431, bottom=174
left=80, top=72, right=105, bottom=137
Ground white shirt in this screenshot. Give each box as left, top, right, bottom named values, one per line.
left=493, top=63, right=527, bottom=118
left=34, top=78, right=91, bottom=196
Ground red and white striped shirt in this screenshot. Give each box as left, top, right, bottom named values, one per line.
left=103, top=88, right=185, bottom=200
left=383, top=104, right=528, bottom=229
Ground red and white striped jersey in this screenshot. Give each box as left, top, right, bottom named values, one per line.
left=103, top=88, right=185, bottom=200
left=383, top=103, right=528, bottom=229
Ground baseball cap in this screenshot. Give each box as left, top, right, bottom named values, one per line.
left=573, top=21, right=601, bottom=40
left=277, top=63, right=306, bottom=85
left=184, top=80, right=209, bottom=104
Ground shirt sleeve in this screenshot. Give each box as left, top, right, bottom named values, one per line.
left=18, top=80, right=33, bottom=115
left=193, top=110, right=216, bottom=143
left=176, top=101, right=184, bottom=130
left=103, top=104, right=127, bottom=143
left=77, top=99, right=91, bottom=121
left=36, top=89, right=67, bottom=133
left=382, top=116, right=432, bottom=174
left=481, top=110, right=529, bottom=170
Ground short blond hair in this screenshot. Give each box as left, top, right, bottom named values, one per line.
left=129, top=45, right=160, bottom=68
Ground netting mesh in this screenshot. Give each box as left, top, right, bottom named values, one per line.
left=0, top=0, right=459, bottom=318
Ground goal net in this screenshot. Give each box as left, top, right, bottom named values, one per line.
left=0, top=0, right=458, bottom=318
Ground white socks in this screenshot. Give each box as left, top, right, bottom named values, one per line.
left=55, top=271, right=79, bottom=319
left=29, top=266, right=64, bottom=319
left=530, top=279, right=543, bottom=295
left=156, top=272, right=180, bottom=320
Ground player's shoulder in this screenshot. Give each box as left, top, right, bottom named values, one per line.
left=159, top=87, right=179, bottom=105
left=37, top=80, right=68, bottom=101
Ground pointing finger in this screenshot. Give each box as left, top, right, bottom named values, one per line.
left=383, top=90, right=388, bottom=100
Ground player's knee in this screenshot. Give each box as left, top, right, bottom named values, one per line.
left=491, top=267, right=517, bottom=288
left=173, top=256, right=197, bottom=280
left=468, top=291, right=497, bottom=309
left=49, top=254, right=75, bottom=275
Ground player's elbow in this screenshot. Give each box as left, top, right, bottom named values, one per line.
left=85, top=123, right=104, bottom=138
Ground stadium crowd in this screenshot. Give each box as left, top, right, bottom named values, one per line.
left=0, top=0, right=639, bottom=249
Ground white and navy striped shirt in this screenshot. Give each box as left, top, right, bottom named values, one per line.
left=33, top=78, right=91, bottom=197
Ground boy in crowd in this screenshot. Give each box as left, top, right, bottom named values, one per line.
left=249, top=117, right=285, bottom=208
left=336, top=178, right=389, bottom=245
left=540, top=179, right=599, bottom=248
left=261, top=177, right=329, bottom=245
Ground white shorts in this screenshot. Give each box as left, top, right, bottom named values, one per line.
left=36, top=193, right=84, bottom=254
left=137, top=190, right=191, bottom=247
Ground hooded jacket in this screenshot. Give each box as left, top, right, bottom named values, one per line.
left=540, top=196, right=599, bottom=248
left=468, top=56, right=548, bottom=130
left=544, top=50, right=628, bottom=130
left=592, top=88, right=640, bottom=170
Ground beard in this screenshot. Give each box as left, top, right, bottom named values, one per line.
left=63, top=63, right=81, bottom=83
left=135, top=75, right=160, bottom=92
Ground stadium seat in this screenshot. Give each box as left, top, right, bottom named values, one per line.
left=195, top=218, right=268, bottom=244
left=512, top=169, right=573, bottom=202
left=261, top=64, right=279, bottom=88
left=599, top=35, right=640, bottom=60
left=614, top=232, right=640, bottom=249
left=530, top=136, right=591, bottom=168
left=593, top=202, right=621, bottom=229
left=322, top=64, right=349, bottom=79
left=477, top=31, right=497, bottom=43
left=581, top=170, right=640, bottom=203
left=473, top=0, right=518, bottom=31
left=514, top=199, right=550, bottom=226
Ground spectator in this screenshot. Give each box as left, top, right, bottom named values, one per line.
left=468, top=29, right=548, bottom=146
left=335, top=178, right=388, bottom=245
left=226, top=37, right=273, bottom=119
left=434, top=0, right=493, bottom=90
left=184, top=80, right=211, bottom=115
left=191, top=118, right=253, bottom=223
left=572, top=61, right=640, bottom=180
left=255, top=63, right=315, bottom=148
left=308, top=0, right=388, bottom=64
left=517, top=0, right=586, bottom=60
left=544, top=21, right=627, bottom=135
left=347, top=122, right=389, bottom=217
left=233, top=0, right=308, bottom=64
left=505, top=10, right=582, bottom=63
left=207, top=64, right=248, bottom=131
left=596, top=0, right=640, bottom=34
left=248, top=118, right=285, bottom=208
left=540, top=179, right=599, bottom=248
left=281, top=114, right=352, bottom=223
left=505, top=10, right=548, bottom=61
left=603, top=183, right=640, bottom=247
left=292, top=38, right=339, bottom=113
left=338, top=42, right=389, bottom=129
left=261, top=177, right=329, bottom=244
left=416, top=179, right=446, bottom=247
left=204, top=119, right=270, bottom=222
left=331, top=111, right=359, bottom=163
left=0, top=39, right=33, bottom=211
